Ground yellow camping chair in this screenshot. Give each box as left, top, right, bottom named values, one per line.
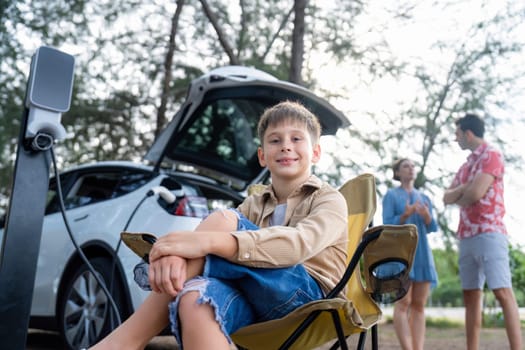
left=231, top=174, right=418, bottom=349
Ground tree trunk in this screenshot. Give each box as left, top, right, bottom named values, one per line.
left=156, top=0, right=186, bottom=138
left=289, top=0, right=307, bottom=85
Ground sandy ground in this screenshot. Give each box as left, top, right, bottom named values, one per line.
left=141, top=321, right=521, bottom=350
left=26, top=307, right=525, bottom=349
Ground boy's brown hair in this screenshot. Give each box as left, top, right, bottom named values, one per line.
left=257, top=101, right=322, bottom=145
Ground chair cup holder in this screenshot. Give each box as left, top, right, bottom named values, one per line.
left=368, top=259, right=411, bottom=304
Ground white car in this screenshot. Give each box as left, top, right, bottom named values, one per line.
left=0, top=65, right=349, bottom=349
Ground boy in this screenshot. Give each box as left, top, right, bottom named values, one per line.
left=90, top=100, right=349, bottom=350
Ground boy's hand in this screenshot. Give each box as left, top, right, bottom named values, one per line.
left=149, top=255, right=187, bottom=297
left=150, top=231, right=211, bottom=261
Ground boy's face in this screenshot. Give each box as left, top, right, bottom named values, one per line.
left=257, top=120, right=321, bottom=181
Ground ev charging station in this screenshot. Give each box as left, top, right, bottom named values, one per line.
left=0, top=46, right=75, bottom=348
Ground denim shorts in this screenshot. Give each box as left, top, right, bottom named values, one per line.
left=135, top=209, right=323, bottom=348
left=459, top=232, right=511, bottom=290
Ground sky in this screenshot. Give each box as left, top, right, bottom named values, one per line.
left=314, top=0, right=525, bottom=248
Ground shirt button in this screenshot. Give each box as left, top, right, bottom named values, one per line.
left=243, top=252, right=250, bottom=259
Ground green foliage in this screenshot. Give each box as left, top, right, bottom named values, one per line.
left=509, top=244, right=525, bottom=305
left=430, top=249, right=463, bottom=307
left=431, top=275, right=464, bottom=307
left=385, top=315, right=463, bottom=328
left=426, top=317, right=463, bottom=329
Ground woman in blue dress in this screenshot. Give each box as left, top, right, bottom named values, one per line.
left=383, top=158, right=438, bottom=350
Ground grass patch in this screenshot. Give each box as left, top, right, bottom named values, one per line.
left=384, top=314, right=525, bottom=329
left=426, top=317, right=463, bottom=328
left=383, top=315, right=463, bottom=329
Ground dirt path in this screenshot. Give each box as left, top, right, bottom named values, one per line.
left=342, top=321, right=517, bottom=350
left=142, top=321, right=520, bottom=350
left=26, top=321, right=521, bottom=349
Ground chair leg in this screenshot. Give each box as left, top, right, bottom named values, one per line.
left=329, top=310, right=348, bottom=350
left=371, top=324, right=378, bottom=350
left=357, top=330, right=367, bottom=350
left=328, top=339, right=341, bottom=350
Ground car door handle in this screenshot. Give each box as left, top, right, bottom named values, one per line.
left=74, top=214, right=89, bottom=222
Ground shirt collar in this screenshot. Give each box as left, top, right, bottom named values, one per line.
left=467, top=142, right=488, bottom=162
left=263, top=174, right=322, bottom=199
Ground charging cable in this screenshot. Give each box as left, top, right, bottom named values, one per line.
left=48, top=131, right=177, bottom=332
left=107, top=185, right=177, bottom=328
left=49, top=145, right=122, bottom=326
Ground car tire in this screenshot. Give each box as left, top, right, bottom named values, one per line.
left=57, top=256, right=127, bottom=349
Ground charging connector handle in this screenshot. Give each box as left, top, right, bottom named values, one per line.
left=147, top=186, right=176, bottom=204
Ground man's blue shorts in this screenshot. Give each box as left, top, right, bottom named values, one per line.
left=458, top=232, right=512, bottom=290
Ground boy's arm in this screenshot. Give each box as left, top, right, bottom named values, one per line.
left=149, top=207, right=241, bottom=262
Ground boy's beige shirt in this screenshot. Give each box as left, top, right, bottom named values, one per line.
left=231, top=175, right=349, bottom=294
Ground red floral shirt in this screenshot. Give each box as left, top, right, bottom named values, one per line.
left=452, top=142, right=506, bottom=239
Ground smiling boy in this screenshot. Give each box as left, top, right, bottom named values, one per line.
left=90, top=101, right=348, bottom=350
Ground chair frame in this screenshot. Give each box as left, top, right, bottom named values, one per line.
left=235, top=175, right=417, bottom=350
left=277, top=227, right=384, bottom=350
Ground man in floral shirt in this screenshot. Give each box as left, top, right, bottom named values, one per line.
left=443, top=113, right=522, bottom=350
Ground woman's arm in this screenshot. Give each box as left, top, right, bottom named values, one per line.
left=383, top=190, right=403, bottom=224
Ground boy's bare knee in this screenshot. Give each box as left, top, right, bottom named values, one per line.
left=178, top=291, right=215, bottom=321
left=203, top=209, right=238, bottom=230
left=178, top=291, right=200, bottom=316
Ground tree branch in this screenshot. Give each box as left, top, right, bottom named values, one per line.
left=260, top=5, right=294, bottom=62
left=156, top=0, right=186, bottom=138
left=199, top=0, right=240, bottom=65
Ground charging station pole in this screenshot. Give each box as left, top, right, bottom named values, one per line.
left=0, top=46, right=74, bottom=348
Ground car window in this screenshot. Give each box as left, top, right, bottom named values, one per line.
left=178, top=98, right=260, bottom=164
left=64, top=173, right=120, bottom=208
left=45, top=170, right=153, bottom=214
left=167, top=97, right=266, bottom=188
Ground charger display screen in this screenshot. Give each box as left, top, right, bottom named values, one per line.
left=27, top=46, right=75, bottom=112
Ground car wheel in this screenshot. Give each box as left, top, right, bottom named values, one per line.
left=57, top=256, right=126, bottom=349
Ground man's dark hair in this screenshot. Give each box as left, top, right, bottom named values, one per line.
left=455, top=113, right=485, bottom=138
